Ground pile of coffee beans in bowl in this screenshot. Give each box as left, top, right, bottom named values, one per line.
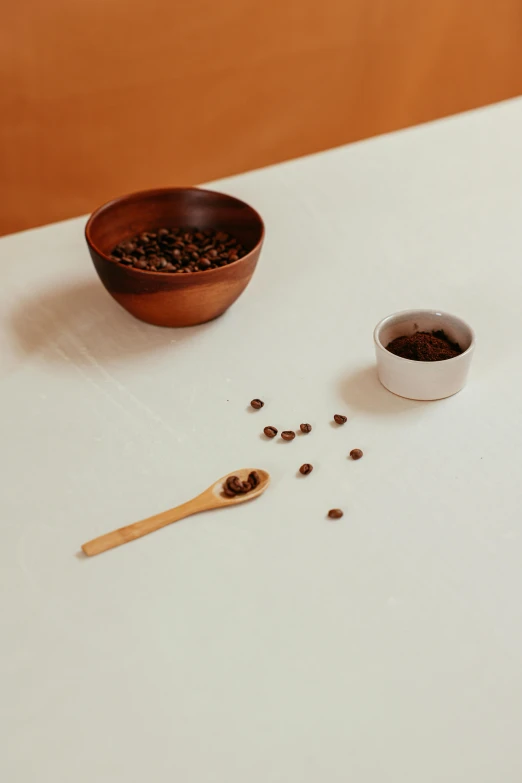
left=111, top=227, right=247, bottom=273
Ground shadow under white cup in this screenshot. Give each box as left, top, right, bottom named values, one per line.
left=374, top=310, right=475, bottom=401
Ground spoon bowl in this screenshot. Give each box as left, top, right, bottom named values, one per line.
left=82, top=468, right=270, bottom=556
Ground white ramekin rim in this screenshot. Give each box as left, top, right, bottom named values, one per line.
left=373, top=309, right=476, bottom=366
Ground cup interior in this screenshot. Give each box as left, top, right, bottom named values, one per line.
left=376, top=310, right=474, bottom=356
left=86, top=187, right=264, bottom=261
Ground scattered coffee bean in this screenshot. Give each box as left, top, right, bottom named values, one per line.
left=250, top=399, right=264, bottom=409
left=350, top=449, right=363, bottom=460
left=281, top=431, right=296, bottom=441
left=111, top=227, right=247, bottom=273
left=223, top=471, right=260, bottom=497
left=328, top=509, right=343, bottom=519
left=300, top=423, right=312, bottom=433
left=263, top=426, right=278, bottom=438
left=333, top=414, right=347, bottom=425
left=299, top=463, right=313, bottom=475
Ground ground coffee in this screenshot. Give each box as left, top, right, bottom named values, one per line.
left=386, top=330, right=462, bottom=361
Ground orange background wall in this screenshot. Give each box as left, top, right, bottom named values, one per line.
left=2, top=0, right=522, bottom=236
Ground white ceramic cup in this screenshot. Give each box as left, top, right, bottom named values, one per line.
left=374, top=309, right=475, bottom=401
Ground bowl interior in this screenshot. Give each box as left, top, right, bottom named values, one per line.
left=376, top=310, right=474, bottom=354
left=87, top=188, right=264, bottom=259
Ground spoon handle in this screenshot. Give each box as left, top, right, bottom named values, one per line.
left=81, top=497, right=204, bottom=556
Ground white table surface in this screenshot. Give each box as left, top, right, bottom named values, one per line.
left=2, top=97, right=522, bottom=783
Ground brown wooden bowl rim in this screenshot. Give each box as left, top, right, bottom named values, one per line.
left=84, top=186, right=265, bottom=278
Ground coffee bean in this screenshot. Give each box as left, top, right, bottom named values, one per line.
left=281, top=431, right=295, bottom=441
left=223, top=486, right=237, bottom=498
left=328, top=509, right=343, bottom=519
left=226, top=475, right=243, bottom=494
left=299, top=463, right=313, bottom=475
left=250, top=399, right=264, bottom=409
left=248, top=470, right=260, bottom=488
left=334, top=414, right=347, bottom=425
left=112, top=228, right=246, bottom=274
left=300, top=423, right=312, bottom=433
left=263, top=426, right=278, bottom=438
left=350, top=449, right=363, bottom=460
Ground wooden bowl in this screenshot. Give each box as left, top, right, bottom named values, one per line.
left=85, top=187, right=265, bottom=327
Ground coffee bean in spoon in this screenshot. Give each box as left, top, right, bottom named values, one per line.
left=248, top=470, right=260, bottom=488
left=223, top=472, right=261, bottom=497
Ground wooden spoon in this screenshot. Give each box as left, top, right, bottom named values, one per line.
left=81, top=468, right=270, bottom=557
